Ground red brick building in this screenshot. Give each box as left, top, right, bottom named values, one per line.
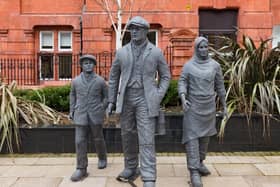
left=0, top=0, right=279, bottom=86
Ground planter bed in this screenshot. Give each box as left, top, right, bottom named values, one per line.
left=1, top=114, right=279, bottom=153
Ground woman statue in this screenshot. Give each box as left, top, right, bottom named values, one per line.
left=178, top=36, right=227, bottom=187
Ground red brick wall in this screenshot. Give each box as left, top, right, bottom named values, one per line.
left=0, top=0, right=278, bottom=85
left=0, top=0, right=276, bottom=55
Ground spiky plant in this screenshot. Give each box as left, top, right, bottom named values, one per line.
left=0, top=81, right=20, bottom=153
left=0, top=81, right=70, bottom=153
left=211, top=35, right=280, bottom=140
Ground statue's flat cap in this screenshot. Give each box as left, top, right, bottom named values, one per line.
left=79, top=54, right=97, bottom=65
left=127, top=16, right=150, bottom=29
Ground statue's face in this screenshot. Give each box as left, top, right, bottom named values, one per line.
left=129, top=25, right=148, bottom=44
left=81, top=59, right=94, bottom=73
left=197, top=40, right=209, bottom=60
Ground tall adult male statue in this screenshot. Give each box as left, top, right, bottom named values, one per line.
left=107, top=16, right=171, bottom=187
left=69, top=54, right=108, bottom=182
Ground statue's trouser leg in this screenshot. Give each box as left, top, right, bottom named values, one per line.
left=185, top=139, right=200, bottom=170
left=75, top=125, right=88, bottom=169
left=90, top=124, right=107, bottom=160
left=120, top=88, right=156, bottom=182
left=136, top=100, right=156, bottom=182
left=199, top=136, right=209, bottom=162
left=185, top=138, right=203, bottom=187
left=120, top=94, right=139, bottom=170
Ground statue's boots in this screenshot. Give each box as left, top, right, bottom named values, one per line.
left=70, top=168, right=88, bottom=182
left=198, top=162, right=211, bottom=176
left=143, top=181, right=155, bottom=187
left=116, top=168, right=140, bottom=182
left=98, top=159, right=107, bottom=169
left=190, top=170, right=203, bottom=187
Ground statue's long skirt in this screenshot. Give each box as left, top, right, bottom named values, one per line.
left=182, top=94, right=217, bottom=144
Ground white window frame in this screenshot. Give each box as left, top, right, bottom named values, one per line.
left=58, top=31, right=72, bottom=51
left=148, top=29, right=158, bottom=47
left=40, top=31, right=54, bottom=51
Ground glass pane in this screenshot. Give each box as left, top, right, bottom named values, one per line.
left=147, top=31, right=156, bottom=45
left=59, top=54, right=72, bottom=79
left=41, top=32, right=53, bottom=49
left=40, top=55, right=53, bottom=79
left=60, top=32, right=72, bottom=49
left=122, top=31, right=131, bottom=46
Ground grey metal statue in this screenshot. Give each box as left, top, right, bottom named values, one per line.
left=106, top=16, right=171, bottom=187
left=178, top=36, right=227, bottom=187
left=69, top=54, right=108, bottom=182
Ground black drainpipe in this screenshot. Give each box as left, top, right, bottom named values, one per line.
left=80, top=0, right=86, bottom=56
left=80, top=16, right=83, bottom=56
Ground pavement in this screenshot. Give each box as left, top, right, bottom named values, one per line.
left=1, top=154, right=280, bottom=187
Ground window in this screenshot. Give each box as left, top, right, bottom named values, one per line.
left=39, top=30, right=73, bottom=80
left=122, top=30, right=158, bottom=46
left=40, top=31, right=54, bottom=51
left=272, top=25, right=280, bottom=48
left=199, top=9, right=238, bottom=50
left=58, top=31, right=72, bottom=51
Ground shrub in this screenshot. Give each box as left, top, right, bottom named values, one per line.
left=161, top=80, right=180, bottom=107
left=14, top=85, right=71, bottom=112
left=41, top=85, right=71, bottom=112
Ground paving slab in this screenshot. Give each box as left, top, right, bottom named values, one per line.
left=226, top=156, right=269, bottom=164
left=87, top=157, right=114, bottom=164
left=202, top=176, right=250, bottom=187
left=2, top=166, right=49, bottom=177
left=156, top=156, right=174, bottom=164
left=36, top=157, right=75, bottom=165
left=156, top=177, right=188, bottom=187
left=204, top=156, right=230, bottom=164
left=0, top=166, right=13, bottom=176
left=0, top=177, right=18, bottom=187
left=0, top=155, right=279, bottom=187
left=59, top=176, right=106, bottom=187
left=157, top=164, right=175, bottom=177
left=255, top=163, right=280, bottom=175
left=243, top=176, right=280, bottom=187
left=11, top=177, right=62, bottom=187
left=173, top=164, right=189, bottom=177
left=264, top=156, right=280, bottom=163
left=112, top=157, right=124, bottom=164
left=12, top=157, right=39, bottom=165
left=0, top=158, right=14, bottom=165
left=45, top=165, right=74, bottom=178
left=172, top=156, right=187, bottom=164
left=214, top=164, right=263, bottom=176
left=87, top=164, right=124, bottom=177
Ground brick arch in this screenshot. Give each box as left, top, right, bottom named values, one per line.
left=169, top=29, right=196, bottom=39
left=168, top=29, right=196, bottom=46
left=167, top=29, right=196, bottom=79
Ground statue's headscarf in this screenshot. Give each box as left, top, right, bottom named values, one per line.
left=193, top=36, right=210, bottom=63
